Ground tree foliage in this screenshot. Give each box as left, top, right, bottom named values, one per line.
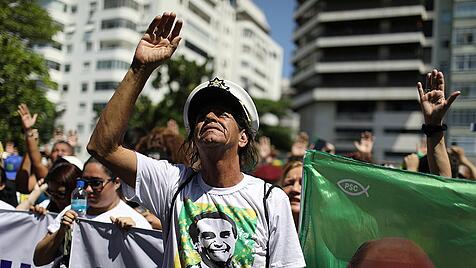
left=129, top=55, right=213, bottom=133
left=0, top=0, right=59, bottom=152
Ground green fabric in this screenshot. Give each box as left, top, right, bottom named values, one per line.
left=299, top=150, right=476, bottom=268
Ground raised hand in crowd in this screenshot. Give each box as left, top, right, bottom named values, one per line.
left=17, top=103, right=48, bottom=192
left=16, top=178, right=48, bottom=211
left=110, top=216, right=136, bottom=231
left=417, top=69, right=460, bottom=177
left=166, top=119, right=180, bottom=135
left=350, top=131, right=374, bottom=163
left=18, top=103, right=38, bottom=131
left=258, top=136, right=272, bottom=164
left=66, top=130, right=79, bottom=147
left=448, top=146, right=476, bottom=180
left=290, top=132, right=309, bottom=159
left=403, top=153, right=420, bottom=172
left=88, top=12, right=183, bottom=185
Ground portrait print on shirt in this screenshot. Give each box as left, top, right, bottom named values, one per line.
left=177, top=199, right=258, bottom=268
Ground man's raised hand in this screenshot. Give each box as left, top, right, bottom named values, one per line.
left=134, top=12, right=183, bottom=70
left=417, top=69, right=460, bottom=125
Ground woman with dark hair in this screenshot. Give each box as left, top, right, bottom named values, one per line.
left=17, top=157, right=82, bottom=213
left=278, top=160, right=303, bottom=230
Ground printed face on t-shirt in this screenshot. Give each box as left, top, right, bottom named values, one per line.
left=196, top=218, right=237, bottom=263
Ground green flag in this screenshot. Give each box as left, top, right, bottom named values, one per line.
left=299, top=150, right=476, bottom=268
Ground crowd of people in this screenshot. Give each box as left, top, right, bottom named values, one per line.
left=1, top=11, right=475, bottom=268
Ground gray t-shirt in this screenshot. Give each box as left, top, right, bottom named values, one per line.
left=123, top=152, right=305, bottom=268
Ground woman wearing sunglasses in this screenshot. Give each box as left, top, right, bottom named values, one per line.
left=34, top=157, right=152, bottom=266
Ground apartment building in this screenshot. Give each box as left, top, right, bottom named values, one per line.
left=292, top=0, right=441, bottom=163
left=36, top=0, right=283, bottom=159
left=448, top=0, right=476, bottom=160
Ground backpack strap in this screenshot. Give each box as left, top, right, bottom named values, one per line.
left=263, top=181, right=280, bottom=268
left=167, top=171, right=197, bottom=232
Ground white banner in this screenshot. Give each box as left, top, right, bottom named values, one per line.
left=0, top=209, right=56, bottom=268
left=69, top=218, right=164, bottom=268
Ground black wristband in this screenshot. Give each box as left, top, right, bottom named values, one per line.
left=422, top=124, right=447, bottom=137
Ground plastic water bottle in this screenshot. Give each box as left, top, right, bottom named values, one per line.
left=71, top=180, right=87, bottom=216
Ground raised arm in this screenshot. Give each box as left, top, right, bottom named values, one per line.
left=417, top=69, right=460, bottom=177
left=87, top=13, right=182, bottom=187
left=18, top=104, right=49, bottom=180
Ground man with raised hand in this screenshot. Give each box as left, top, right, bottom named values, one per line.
left=87, top=12, right=305, bottom=267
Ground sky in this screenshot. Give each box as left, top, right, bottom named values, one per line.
left=253, top=0, right=296, bottom=79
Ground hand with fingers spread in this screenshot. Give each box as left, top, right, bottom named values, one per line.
left=18, top=103, right=37, bottom=131
left=110, top=216, right=136, bottom=231
left=134, top=12, right=183, bottom=70
left=258, top=136, right=272, bottom=163
left=67, top=130, right=79, bottom=147
left=291, top=132, right=309, bottom=158
left=354, top=131, right=374, bottom=155
left=417, top=69, right=460, bottom=125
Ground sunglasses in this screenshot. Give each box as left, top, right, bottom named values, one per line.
left=79, top=177, right=114, bottom=191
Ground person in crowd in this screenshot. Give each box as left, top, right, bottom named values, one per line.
left=417, top=69, right=460, bottom=178
left=1, top=152, right=20, bottom=207
left=278, top=160, right=303, bottom=230
left=16, top=104, right=75, bottom=194
left=448, top=146, right=476, bottom=180
left=16, top=156, right=83, bottom=213
left=33, top=157, right=152, bottom=266
left=253, top=136, right=283, bottom=183
left=135, top=124, right=188, bottom=165
left=348, top=237, right=434, bottom=268
left=87, top=12, right=305, bottom=267
left=310, top=138, right=336, bottom=154
left=346, top=131, right=375, bottom=163
left=0, top=164, right=16, bottom=209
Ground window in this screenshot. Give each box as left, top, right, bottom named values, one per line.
left=81, top=83, right=88, bottom=92
left=64, top=64, right=71, bottom=72
left=66, top=44, right=73, bottom=53
left=79, top=102, right=86, bottom=112
left=454, top=28, right=476, bottom=45
left=95, top=81, right=120, bottom=91
left=77, top=123, right=84, bottom=134
left=62, top=84, right=69, bottom=92
left=453, top=54, right=476, bottom=71
left=93, top=102, right=107, bottom=118
left=83, top=61, right=91, bottom=71
left=453, top=82, right=476, bottom=99
left=454, top=2, right=476, bottom=18
left=188, top=2, right=211, bottom=23
left=46, top=60, right=61, bottom=71
left=184, top=41, right=208, bottom=58
left=101, top=18, right=136, bottom=30
left=86, top=41, right=93, bottom=51
left=71, top=5, right=77, bottom=13
left=96, top=60, right=129, bottom=70
left=449, top=109, right=476, bottom=126
left=99, top=40, right=135, bottom=50
left=104, top=0, right=139, bottom=10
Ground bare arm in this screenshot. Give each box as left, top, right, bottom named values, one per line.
left=33, top=210, right=77, bottom=266
left=18, top=104, right=49, bottom=179
left=449, top=146, right=476, bottom=180
left=15, top=153, right=37, bottom=193
left=87, top=13, right=182, bottom=187
left=417, top=69, right=460, bottom=177
left=16, top=178, right=47, bottom=210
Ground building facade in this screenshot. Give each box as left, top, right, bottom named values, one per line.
left=448, top=0, right=476, bottom=160
left=37, top=0, right=283, bottom=159
left=292, top=0, right=442, bottom=163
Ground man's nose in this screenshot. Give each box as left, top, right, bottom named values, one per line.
left=205, top=111, right=219, bottom=122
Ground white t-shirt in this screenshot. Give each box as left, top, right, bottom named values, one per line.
left=123, top=152, right=305, bottom=268
left=48, top=200, right=152, bottom=233
left=0, top=200, right=15, bottom=210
